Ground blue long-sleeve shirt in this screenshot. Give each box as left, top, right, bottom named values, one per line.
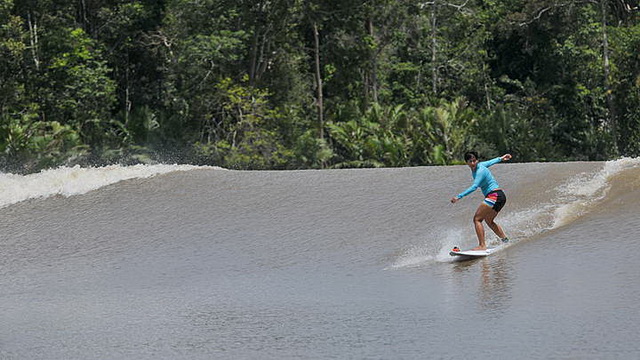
left=456, top=157, right=502, bottom=199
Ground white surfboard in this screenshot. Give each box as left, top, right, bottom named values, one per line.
left=449, top=246, right=501, bottom=258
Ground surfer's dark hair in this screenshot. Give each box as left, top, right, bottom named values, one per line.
left=464, top=151, right=479, bottom=162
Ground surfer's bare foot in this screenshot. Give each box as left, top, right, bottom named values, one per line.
left=471, top=246, right=487, bottom=251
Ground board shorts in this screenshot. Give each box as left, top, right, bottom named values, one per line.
left=483, top=189, right=506, bottom=213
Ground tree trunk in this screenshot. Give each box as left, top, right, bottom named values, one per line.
left=27, top=13, right=40, bottom=71
left=249, top=30, right=259, bottom=86
left=313, top=21, right=324, bottom=140
left=124, top=52, right=131, bottom=126
left=484, top=64, right=491, bottom=110
left=430, top=0, right=438, bottom=95
left=78, top=0, right=88, bottom=31
left=367, top=17, right=379, bottom=104
left=601, top=0, right=618, bottom=154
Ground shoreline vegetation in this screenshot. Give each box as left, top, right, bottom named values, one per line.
left=1, top=0, right=639, bottom=174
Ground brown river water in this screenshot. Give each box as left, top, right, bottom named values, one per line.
left=1, top=159, right=639, bottom=359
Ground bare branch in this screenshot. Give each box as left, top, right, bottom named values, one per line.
left=518, top=0, right=598, bottom=27
left=419, top=0, right=470, bottom=11
left=446, top=0, right=471, bottom=11
left=519, top=6, right=553, bottom=26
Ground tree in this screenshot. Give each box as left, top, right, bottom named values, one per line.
left=193, top=77, right=293, bottom=169
left=610, top=21, right=640, bottom=156
left=149, top=0, right=246, bottom=148
left=0, top=0, right=26, bottom=115
left=45, top=27, right=119, bottom=150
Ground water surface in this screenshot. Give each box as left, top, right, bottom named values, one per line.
left=1, top=160, right=639, bottom=359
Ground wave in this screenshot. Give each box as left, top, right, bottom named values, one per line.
left=391, top=157, right=640, bottom=268
left=551, top=157, right=640, bottom=228
left=0, top=164, right=219, bottom=209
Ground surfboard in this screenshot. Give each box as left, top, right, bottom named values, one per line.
left=449, top=246, right=501, bottom=258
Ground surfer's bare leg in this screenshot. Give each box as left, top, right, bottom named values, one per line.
left=485, top=210, right=506, bottom=240
left=472, top=204, right=502, bottom=250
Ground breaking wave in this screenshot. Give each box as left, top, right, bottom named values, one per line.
left=0, top=164, right=219, bottom=208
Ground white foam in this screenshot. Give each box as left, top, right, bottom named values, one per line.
left=387, top=245, right=436, bottom=269
left=552, top=157, right=640, bottom=228
left=389, top=229, right=466, bottom=268
left=0, top=164, right=220, bottom=208
left=501, top=158, right=640, bottom=236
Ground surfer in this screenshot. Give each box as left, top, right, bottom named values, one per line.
left=450, top=151, right=512, bottom=250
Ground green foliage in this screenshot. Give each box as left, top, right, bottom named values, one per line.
left=328, top=99, right=488, bottom=167
left=328, top=103, right=411, bottom=168
left=416, top=98, right=481, bottom=165
left=0, top=1, right=26, bottom=113
left=0, top=109, right=87, bottom=172
left=477, top=103, right=557, bottom=162
left=292, top=130, right=333, bottom=169
left=45, top=27, right=119, bottom=149
left=0, top=0, right=638, bottom=172
left=194, top=77, right=294, bottom=170
left=610, top=23, right=640, bottom=156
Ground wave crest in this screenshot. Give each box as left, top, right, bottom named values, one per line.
left=0, top=164, right=217, bottom=208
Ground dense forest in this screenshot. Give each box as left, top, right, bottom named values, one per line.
left=0, top=0, right=639, bottom=172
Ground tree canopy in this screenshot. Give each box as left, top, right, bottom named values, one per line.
left=1, top=0, right=639, bottom=172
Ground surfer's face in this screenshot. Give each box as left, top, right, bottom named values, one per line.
left=466, top=156, right=478, bottom=169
